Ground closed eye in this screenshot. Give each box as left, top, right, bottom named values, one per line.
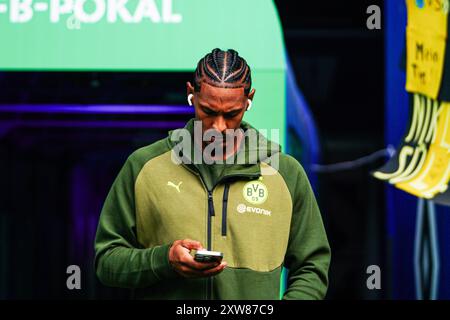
left=224, top=110, right=241, bottom=119
left=202, top=107, right=218, bottom=116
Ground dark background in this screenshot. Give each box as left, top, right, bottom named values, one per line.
left=0, top=0, right=386, bottom=299
left=276, top=0, right=386, bottom=299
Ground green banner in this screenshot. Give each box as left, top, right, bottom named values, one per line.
left=0, top=0, right=286, bottom=145
left=0, top=0, right=284, bottom=71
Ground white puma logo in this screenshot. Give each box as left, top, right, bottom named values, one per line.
left=167, top=181, right=182, bottom=193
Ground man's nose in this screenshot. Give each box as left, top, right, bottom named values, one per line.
left=212, top=116, right=227, bottom=133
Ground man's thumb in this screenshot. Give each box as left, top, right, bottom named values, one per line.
left=181, top=239, right=203, bottom=250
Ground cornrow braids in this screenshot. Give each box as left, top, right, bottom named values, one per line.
left=193, top=48, right=252, bottom=95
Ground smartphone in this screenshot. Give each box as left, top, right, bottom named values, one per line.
left=194, top=250, right=223, bottom=263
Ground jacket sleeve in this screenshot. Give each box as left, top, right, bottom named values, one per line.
left=282, top=159, right=331, bottom=300
left=94, top=154, right=179, bottom=289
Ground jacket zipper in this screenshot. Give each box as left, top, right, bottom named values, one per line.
left=179, top=165, right=211, bottom=299
left=222, top=184, right=230, bottom=236
left=207, top=192, right=215, bottom=248
left=180, top=165, right=214, bottom=299
left=180, top=163, right=259, bottom=299
left=207, top=190, right=214, bottom=299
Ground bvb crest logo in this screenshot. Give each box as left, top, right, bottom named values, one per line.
left=243, top=180, right=268, bottom=205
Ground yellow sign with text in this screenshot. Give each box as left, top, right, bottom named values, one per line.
left=405, top=0, right=448, bottom=99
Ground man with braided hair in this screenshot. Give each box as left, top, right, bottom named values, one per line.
left=94, top=48, right=331, bottom=299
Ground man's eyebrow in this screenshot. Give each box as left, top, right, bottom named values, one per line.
left=200, top=104, right=244, bottom=113
left=198, top=101, right=213, bottom=108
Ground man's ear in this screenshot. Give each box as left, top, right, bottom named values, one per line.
left=186, top=81, right=195, bottom=96
left=248, top=88, right=255, bottom=101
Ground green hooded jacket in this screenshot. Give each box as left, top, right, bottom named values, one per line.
left=94, top=118, right=331, bottom=299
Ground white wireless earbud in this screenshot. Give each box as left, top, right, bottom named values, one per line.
left=187, top=94, right=194, bottom=106
left=246, top=99, right=252, bottom=111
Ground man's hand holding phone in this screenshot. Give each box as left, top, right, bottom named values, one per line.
left=168, top=239, right=227, bottom=278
